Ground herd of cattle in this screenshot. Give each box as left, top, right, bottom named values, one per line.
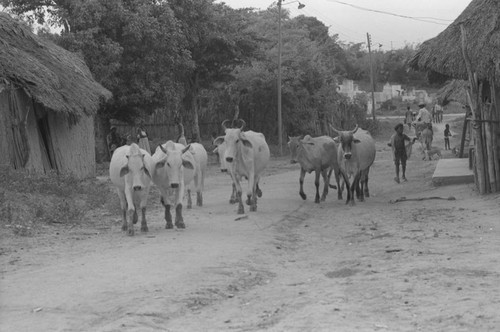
left=109, top=119, right=430, bottom=235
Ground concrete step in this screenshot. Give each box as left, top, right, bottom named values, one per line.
left=432, top=158, right=474, bottom=186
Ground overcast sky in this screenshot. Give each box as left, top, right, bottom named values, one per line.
left=217, top=0, right=472, bottom=50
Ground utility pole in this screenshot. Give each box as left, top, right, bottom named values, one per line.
left=277, top=0, right=283, bottom=156
left=367, top=33, right=376, bottom=121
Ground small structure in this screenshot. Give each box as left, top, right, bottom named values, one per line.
left=0, top=13, right=111, bottom=178
left=409, top=0, right=500, bottom=194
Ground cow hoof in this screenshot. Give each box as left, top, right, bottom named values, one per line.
left=197, top=201, right=203, bottom=207
left=314, top=198, right=320, bottom=204
left=229, top=199, right=237, bottom=204
left=256, top=189, right=262, bottom=198
left=187, top=204, right=192, bottom=209
left=166, top=222, right=173, bottom=229
left=127, top=229, right=134, bottom=236
left=237, top=208, right=245, bottom=214
left=359, top=197, right=365, bottom=202
left=121, top=224, right=128, bottom=231
left=300, top=193, right=306, bottom=200
left=250, top=205, right=257, bottom=212
left=175, top=221, right=185, bottom=229
left=141, top=225, right=148, bottom=232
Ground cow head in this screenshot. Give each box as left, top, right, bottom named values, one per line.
left=330, top=124, right=360, bottom=160
left=153, top=141, right=193, bottom=188
left=287, top=135, right=311, bottom=164
left=213, top=136, right=228, bottom=172
left=120, top=143, right=151, bottom=191
left=218, top=119, right=252, bottom=164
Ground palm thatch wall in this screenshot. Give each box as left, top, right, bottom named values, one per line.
left=0, top=13, right=111, bottom=178
left=409, top=0, right=500, bottom=194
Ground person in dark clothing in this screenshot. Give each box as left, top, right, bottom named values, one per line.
left=444, top=123, right=452, bottom=150
left=390, top=123, right=413, bottom=183
left=107, top=126, right=125, bottom=158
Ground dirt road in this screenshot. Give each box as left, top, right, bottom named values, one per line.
left=1, top=121, right=500, bottom=332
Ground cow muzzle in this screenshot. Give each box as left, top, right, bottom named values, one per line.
left=225, top=157, right=233, bottom=163
left=221, top=169, right=227, bottom=173
left=290, top=159, right=297, bottom=164
left=171, top=183, right=179, bottom=189
left=344, top=153, right=352, bottom=160
left=133, top=185, right=143, bottom=191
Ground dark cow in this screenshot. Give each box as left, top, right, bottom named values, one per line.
left=287, top=135, right=341, bottom=203
left=329, top=125, right=376, bottom=205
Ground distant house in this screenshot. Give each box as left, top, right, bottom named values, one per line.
left=0, top=13, right=111, bottom=178
left=337, top=79, right=365, bottom=100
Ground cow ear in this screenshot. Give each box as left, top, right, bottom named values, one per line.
left=241, top=139, right=253, bottom=148
left=142, top=166, right=151, bottom=178
left=353, top=139, right=361, bottom=144
left=182, top=160, right=194, bottom=169
left=213, top=136, right=224, bottom=146
left=120, top=166, right=129, bottom=177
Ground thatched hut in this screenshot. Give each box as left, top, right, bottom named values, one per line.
left=0, top=13, right=111, bottom=179
left=409, top=0, right=500, bottom=194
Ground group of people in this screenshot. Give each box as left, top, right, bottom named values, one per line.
left=107, top=124, right=151, bottom=158
left=393, top=102, right=452, bottom=183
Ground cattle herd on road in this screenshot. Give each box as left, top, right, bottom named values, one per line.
left=109, top=118, right=435, bottom=236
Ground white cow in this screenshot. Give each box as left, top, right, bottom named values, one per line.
left=109, top=143, right=153, bottom=236
left=151, top=141, right=195, bottom=229
left=213, top=138, right=237, bottom=204
left=213, top=119, right=270, bottom=214
left=185, top=143, right=208, bottom=209
left=329, top=125, right=376, bottom=206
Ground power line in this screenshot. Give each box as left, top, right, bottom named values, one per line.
left=326, top=0, right=452, bottom=25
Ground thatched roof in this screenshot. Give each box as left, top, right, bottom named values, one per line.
left=0, top=13, right=111, bottom=117
left=436, top=79, right=468, bottom=105
left=409, top=0, right=500, bottom=82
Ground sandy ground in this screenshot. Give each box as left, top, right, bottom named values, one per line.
left=1, top=118, right=500, bottom=332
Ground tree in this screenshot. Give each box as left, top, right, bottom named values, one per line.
left=169, top=0, right=259, bottom=141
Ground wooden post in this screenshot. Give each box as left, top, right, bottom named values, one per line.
left=461, top=25, right=487, bottom=193
left=367, top=33, right=376, bottom=121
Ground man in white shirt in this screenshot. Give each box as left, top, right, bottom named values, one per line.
left=417, top=103, right=432, bottom=124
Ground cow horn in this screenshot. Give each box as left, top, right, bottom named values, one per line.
left=182, top=144, right=191, bottom=154
left=329, top=124, right=340, bottom=135
left=351, top=125, right=359, bottom=134
left=159, top=144, right=167, bottom=154
left=238, top=119, right=246, bottom=130
left=221, top=119, right=231, bottom=131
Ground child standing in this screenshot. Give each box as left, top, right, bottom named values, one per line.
left=444, top=124, right=452, bottom=150
left=390, top=123, right=413, bottom=183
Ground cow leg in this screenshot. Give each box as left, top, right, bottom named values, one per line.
left=320, top=169, right=329, bottom=202
left=363, top=169, right=370, bottom=197
left=175, top=204, right=185, bottom=229
left=187, top=189, right=193, bottom=209
left=161, top=197, right=173, bottom=229
left=127, top=208, right=135, bottom=236
left=256, top=183, right=262, bottom=198
left=249, top=176, right=260, bottom=212
left=237, top=191, right=245, bottom=214
left=335, top=170, right=343, bottom=200
left=340, top=170, right=351, bottom=205
left=140, top=207, right=148, bottom=232
left=351, top=173, right=362, bottom=205
left=229, top=183, right=237, bottom=204
left=299, top=168, right=307, bottom=200
left=117, top=190, right=128, bottom=232
left=131, top=209, right=138, bottom=224
left=314, top=170, right=321, bottom=203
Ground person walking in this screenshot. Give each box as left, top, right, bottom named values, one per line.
left=444, top=124, right=452, bottom=150
left=404, top=106, right=413, bottom=130
left=390, top=123, right=413, bottom=183
left=136, top=124, right=151, bottom=155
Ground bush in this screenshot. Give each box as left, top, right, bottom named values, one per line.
left=0, top=167, right=116, bottom=235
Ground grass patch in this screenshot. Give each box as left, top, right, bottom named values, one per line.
left=0, top=166, right=116, bottom=236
